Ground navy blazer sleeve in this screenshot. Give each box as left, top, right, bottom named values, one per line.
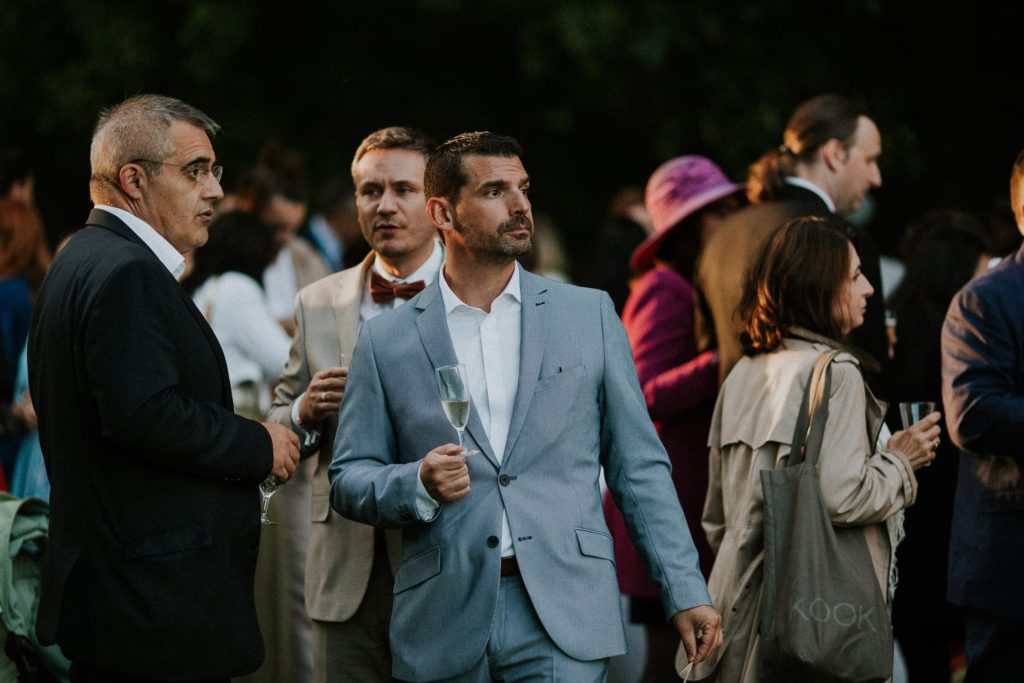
left=942, top=270, right=1024, bottom=459
left=84, top=255, right=271, bottom=480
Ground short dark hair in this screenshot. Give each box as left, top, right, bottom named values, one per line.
left=748, top=95, right=868, bottom=203
left=350, top=126, right=434, bottom=181
left=181, top=211, right=280, bottom=295
left=424, top=132, right=523, bottom=202
left=741, top=216, right=855, bottom=354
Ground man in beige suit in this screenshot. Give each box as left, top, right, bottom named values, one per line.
left=268, top=126, right=440, bottom=682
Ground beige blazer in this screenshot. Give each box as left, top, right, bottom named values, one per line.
left=688, top=335, right=917, bottom=682
left=268, top=253, right=401, bottom=622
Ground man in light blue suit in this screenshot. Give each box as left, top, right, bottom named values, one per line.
left=331, top=132, right=722, bottom=682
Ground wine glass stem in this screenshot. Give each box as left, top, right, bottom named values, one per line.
left=456, top=429, right=465, bottom=451
left=261, top=492, right=273, bottom=521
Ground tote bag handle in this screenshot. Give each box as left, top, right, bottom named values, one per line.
left=787, top=350, right=841, bottom=468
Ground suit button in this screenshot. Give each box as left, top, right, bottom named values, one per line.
left=499, top=474, right=511, bottom=486
left=486, top=535, right=499, bottom=548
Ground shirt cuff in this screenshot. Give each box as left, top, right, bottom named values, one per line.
left=291, top=394, right=321, bottom=453
left=415, top=461, right=442, bottom=522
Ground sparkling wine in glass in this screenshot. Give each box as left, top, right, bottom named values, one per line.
left=259, top=475, right=279, bottom=525
left=435, top=364, right=480, bottom=456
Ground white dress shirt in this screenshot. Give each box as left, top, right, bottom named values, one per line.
left=94, top=205, right=185, bottom=279
left=418, top=263, right=523, bottom=557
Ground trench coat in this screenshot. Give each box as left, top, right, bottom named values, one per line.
left=691, top=333, right=917, bottom=682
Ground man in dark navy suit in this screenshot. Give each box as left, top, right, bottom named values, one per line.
left=28, top=94, right=300, bottom=683
left=942, top=149, right=1024, bottom=682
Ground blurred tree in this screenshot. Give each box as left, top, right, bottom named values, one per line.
left=1, top=0, right=1022, bottom=267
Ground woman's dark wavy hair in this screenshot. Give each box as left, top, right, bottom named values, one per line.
left=181, top=210, right=280, bottom=295
left=741, top=216, right=855, bottom=354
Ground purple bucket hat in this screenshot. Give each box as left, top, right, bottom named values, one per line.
left=630, top=155, right=743, bottom=272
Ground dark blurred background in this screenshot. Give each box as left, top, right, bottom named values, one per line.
left=3, top=0, right=1022, bottom=266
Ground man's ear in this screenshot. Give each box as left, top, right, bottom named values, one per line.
left=426, top=196, right=454, bottom=234
left=821, top=138, right=848, bottom=173
left=118, top=163, right=146, bottom=200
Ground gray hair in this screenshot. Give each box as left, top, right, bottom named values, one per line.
left=89, top=94, right=220, bottom=203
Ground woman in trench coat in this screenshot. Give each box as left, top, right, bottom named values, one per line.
left=690, top=217, right=940, bottom=681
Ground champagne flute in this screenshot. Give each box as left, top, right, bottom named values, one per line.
left=259, top=475, right=279, bottom=525
left=435, top=364, right=480, bottom=456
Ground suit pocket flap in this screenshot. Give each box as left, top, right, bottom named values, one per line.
left=576, top=527, right=614, bottom=561
left=535, top=364, right=586, bottom=393
left=393, top=545, right=441, bottom=594
left=311, top=492, right=330, bottom=523
left=123, top=526, right=212, bottom=561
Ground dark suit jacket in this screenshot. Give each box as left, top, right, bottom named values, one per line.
left=941, top=242, right=1024, bottom=622
left=28, top=209, right=273, bottom=678
left=696, top=183, right=886, bottom=386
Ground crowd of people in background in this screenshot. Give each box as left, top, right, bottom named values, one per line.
left=2, top=90, right=1022, bottom=683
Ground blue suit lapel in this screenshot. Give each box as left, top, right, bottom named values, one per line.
left=503, top=270, right=548, bottom=462
left=414, top=284, right=500, bottom=468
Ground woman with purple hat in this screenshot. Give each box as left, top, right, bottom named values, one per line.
left=603, top=155, right=743, bottom=681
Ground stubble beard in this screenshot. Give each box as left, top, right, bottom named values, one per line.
left=454, top=215, right=534, bottom=265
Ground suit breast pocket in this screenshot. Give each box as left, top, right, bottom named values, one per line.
left=535, top=364, right=586, bottom=394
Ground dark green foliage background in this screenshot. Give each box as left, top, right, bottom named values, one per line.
left=2, top=1, right=1020, bottom=263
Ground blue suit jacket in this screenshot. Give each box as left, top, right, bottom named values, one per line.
left=330, top=268, right=711, bottom=681
left=942, top=243, right=1024, bottom=622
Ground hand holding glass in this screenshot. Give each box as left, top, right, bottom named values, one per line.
left=259, top=475, right=279, bottom=525
left=263, top=355, right=347, bottom=525
left=435, top=364, right=480, bottom=456
left=899, top=401, right=939, bottom=468
left=899, top=401, right=937, bottom=430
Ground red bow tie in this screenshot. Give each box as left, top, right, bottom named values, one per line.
left=370, top=271, right=426, bottom=304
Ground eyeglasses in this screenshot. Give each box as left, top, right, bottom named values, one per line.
left=129, top=158, right=224, bottom=184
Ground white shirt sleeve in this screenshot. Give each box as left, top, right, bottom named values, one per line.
left=216, top=272, right=292, bottom=381
left=415, top=462, right=442, bottom=521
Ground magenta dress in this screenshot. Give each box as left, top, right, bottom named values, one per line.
left=603, top=265, right=718, bottom=599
